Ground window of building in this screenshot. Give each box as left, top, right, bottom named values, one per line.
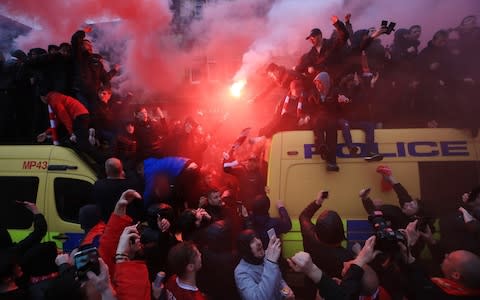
left=207, top=57, right=219, bottom=82
left=0, top=176, right=39, bottom=229
left=190, top=66, right=202, bottom=84
left=54, top=178, right=94, bottom=223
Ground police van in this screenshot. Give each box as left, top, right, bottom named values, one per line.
left=0, top=145, right=97, bottom=251
left=266, top=128, right=480, bottom=257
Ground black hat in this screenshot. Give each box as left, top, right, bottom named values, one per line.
left=306, top=28, right=322, bottom=40
left=237, top=229, right=263, bottom=265
left=315, top=210, right=346, bottom=245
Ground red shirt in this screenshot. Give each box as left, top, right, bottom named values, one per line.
left=46, top=91, right=89, bottom=134
left=165, top=275, right=207, bottom=300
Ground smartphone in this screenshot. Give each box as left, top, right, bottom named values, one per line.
left=381, top=20, right=388, bottom=27
left=131, top=222, right=147, bottom=244
left=267, top=228, right=276, bottom=240
left=321, top=191, right=329, bottom=199
left=74, top=247, right=100, bottom=281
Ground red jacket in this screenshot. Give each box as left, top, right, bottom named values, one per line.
left=115, top=261, right=152, bottom=300
left=99, top=213, right=132, bottom=278
left=80, top=221, right=106, bottom=247
left=46, top=91, right=89, bottom=134
left=99, top=213, right=152, bottom=300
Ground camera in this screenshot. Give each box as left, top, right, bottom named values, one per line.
left=74, top=246, right=100, bottom=281
left=368, top=212, right=406, bottom=253
left=381, top=20, right=396, bottom=35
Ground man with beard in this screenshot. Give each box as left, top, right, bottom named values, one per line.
left=234, top=230, right=294, bottom=300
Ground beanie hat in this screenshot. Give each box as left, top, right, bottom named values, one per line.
left=78, top=204, right=101, bottom=233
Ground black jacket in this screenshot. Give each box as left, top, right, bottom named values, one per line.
left=295, top=20, right=349, bottom=79
left=71, top=30, right=116, bottom=103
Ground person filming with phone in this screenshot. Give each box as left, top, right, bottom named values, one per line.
left=234, top=229, right=294, bottom=300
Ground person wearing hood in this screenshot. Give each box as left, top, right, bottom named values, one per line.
left=198, top=220, right=241, bottom=300
left=312, top=72, right=342, bottom=171
left=299, top=190, right=355, bottom=299
left=249, top=194, right=292, bottom=249
left=234, top=229, right=294, bottom=300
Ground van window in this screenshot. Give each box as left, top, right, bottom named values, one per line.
left=0, top=176, right=39, bottom=229
left=54, top=178, right=94, bottom=223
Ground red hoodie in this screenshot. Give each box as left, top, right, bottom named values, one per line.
left=46, top=91, right=89, bottom=134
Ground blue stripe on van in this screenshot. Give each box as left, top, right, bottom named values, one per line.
left=346, top=220, right=373, bottom=250
left=63, top=233, right=85, bottom=252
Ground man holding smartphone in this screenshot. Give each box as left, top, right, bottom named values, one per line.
left=299, top=190, right=355, bottom=299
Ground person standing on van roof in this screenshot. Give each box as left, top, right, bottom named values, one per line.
left=295, top=16, right=349, bottom=81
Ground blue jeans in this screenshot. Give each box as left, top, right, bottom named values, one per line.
left=338, top=119, right=376, bottom=154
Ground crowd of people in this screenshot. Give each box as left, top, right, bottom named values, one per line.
left=0, top=11, right=480, bottom=300
left=1, top=158, right=480, bottom=299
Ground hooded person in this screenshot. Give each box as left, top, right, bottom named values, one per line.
left=234, top=229, right=294, bottom=300
left=299, top=191, right=355, bottom=299
left=249, top=194, right=292, bottom=249
left=197, top=221, right=241, bottom=300
left=312, top=72, right=341, bottom=171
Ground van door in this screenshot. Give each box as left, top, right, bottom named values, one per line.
left=419, top=161, right=480, bottom=217
left=44, top=173, right=95, bottom=252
